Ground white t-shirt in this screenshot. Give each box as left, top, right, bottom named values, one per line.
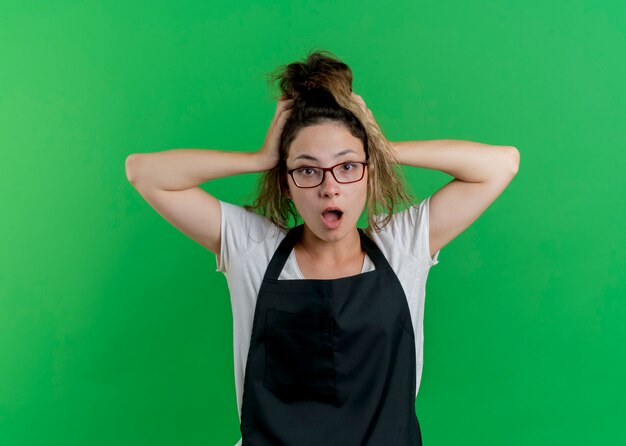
left=215, top=196, right=441, bottom=446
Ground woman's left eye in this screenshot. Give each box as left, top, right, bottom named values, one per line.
left=342, top=163, right=354, bottom=170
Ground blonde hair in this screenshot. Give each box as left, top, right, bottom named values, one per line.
left=243, top=49, right=418, bottom=235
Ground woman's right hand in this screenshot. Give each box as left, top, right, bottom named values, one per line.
left=256, top=96, right=295, bottom=170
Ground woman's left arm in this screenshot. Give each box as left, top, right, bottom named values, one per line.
left=350, top=92, right=521, bottom=257
left=391, top=139, right=519, bottom=182
left=350, top=93, right=519, bottom=179
left=391, top=139, right=520, bottom=258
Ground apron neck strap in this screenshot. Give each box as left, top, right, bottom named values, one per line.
left=263, top=224, right=390, bottom=281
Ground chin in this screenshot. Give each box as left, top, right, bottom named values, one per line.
left=313, top=217, right=355, bottom=238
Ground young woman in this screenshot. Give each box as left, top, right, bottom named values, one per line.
left=126, top=50, right=520, bottom=445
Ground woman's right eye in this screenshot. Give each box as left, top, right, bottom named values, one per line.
left=298, top=168, right=317, bottom=175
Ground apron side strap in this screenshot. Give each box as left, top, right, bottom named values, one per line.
left=358, top=228, right=392, bottom=271
left=264, top=224, right=303, bottom=280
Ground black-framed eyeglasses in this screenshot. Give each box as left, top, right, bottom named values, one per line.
left=287, top=161, right=368, bottom=188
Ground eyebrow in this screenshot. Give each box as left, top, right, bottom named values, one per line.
left=293, top=149, right=359, bottom=162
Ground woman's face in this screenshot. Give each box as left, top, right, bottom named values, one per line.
left=284, top=121, right=368, bottom=241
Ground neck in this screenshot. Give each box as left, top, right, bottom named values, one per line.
left=297, top=224, right=362, bottom=264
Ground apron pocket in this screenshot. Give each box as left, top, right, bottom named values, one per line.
left=263, top=308, right=337, bottom=401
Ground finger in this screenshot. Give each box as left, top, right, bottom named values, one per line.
left=352, top=94, right=365, bottom=108
left=276, top=98, right=295, bottom=111
left=278, top=107, right=293, bottom=118
left=278, top=99, right=295, bottom=113
left=272, top=106, right=293, bottom=123
left=274, top=98, right=294, bottom=119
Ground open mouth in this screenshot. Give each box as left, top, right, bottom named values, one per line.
left=321, top=209, right=344, bottom=228
left=322, top=210, right=343, bottom=221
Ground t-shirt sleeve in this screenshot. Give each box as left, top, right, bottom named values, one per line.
left=377, top=195, right=441, bottom=267
left=215, top=200, right=276, bottom=273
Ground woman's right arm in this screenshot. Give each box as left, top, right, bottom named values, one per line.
left=124, top=97, right=294, bottom=256
left=125, top=150, right=270, bottom=256
left=125, top=149, right=272, bottom=192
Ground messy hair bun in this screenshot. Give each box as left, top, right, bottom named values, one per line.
left=275, top=50, right=353, bottom=99
left=244, top=49, right=416, bottom=233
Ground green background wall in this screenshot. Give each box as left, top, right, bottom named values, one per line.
left=1, top=0, right=624, bottom=444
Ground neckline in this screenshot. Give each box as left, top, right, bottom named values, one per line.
left=264, top=224, right=391, bottom=282
left=292, top=250, right=369, bottom=280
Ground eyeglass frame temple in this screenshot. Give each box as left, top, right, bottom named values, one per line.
left=286, top=161, right=369, bottom=188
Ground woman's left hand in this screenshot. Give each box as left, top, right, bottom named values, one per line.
left=351, top=92, right=376, bottom=126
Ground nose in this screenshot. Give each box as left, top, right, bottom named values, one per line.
left=319, top=170, right=340, bottom=197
